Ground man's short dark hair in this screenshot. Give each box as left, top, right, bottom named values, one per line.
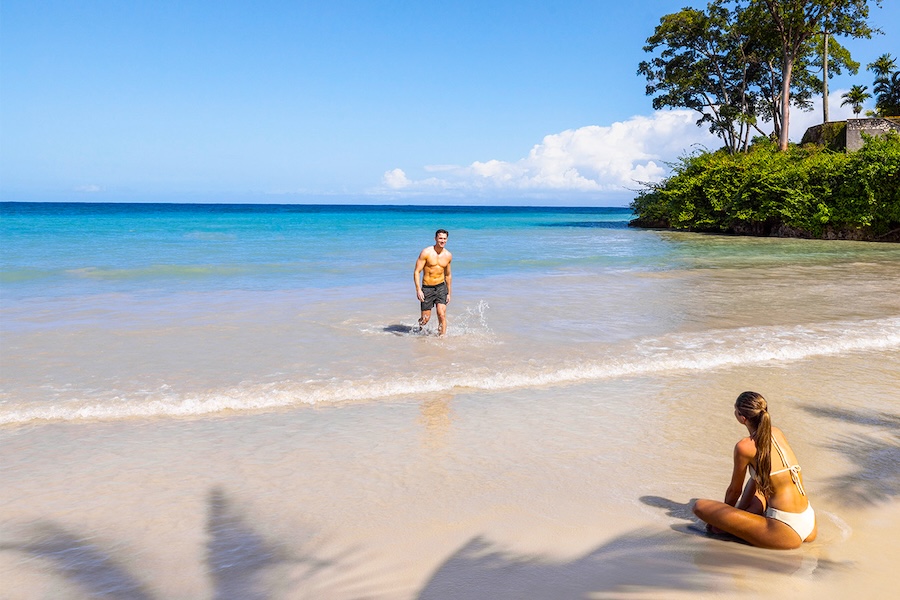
left=435, top=229, right=449, bottom=237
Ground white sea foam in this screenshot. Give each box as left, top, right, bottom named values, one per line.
left=821, top=510, right=854, bottom=542
left=2, top=317, right=898, bottom=426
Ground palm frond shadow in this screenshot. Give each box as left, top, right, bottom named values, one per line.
left=3, top=486, right=371, bottom=599
left=416, top=525, right=846, bottom=600
left=206, top=486, right=376, bottom=599
left=0, top=523, right=153, bottom=600
left=800, top=404, right=900, bottom=507
left=207, top=487, right=287, bottom=600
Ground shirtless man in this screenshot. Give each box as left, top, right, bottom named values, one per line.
left=414, top=229, right=452, bottom=336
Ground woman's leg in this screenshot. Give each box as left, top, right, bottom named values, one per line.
left=805, top=518, right=818, bottom=542
left=707, top=479, right=764, bottom=535
left=693, top=499, right=803, bottom=550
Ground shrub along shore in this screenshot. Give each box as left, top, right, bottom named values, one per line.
left=629, top=133, right=900, bottom=242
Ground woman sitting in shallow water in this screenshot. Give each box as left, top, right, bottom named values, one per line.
left=693, top=391, right=817, bottom=550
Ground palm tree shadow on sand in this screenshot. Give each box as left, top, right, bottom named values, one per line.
left=2, top=486, right=853, bottom=598
left=2, top=486, right=373, bottom=599
left=207, top=487, right=289, bottom=599
left=800, top=405, right=900, bottom=507
left=0, top=523, right=154, bottom=600
left=415, top=520, right=847, bottom=600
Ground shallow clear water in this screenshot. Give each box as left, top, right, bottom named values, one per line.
left=2, top=202, right=899, bottom=425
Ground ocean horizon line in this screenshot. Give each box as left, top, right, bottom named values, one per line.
left=0, top=201, right=635, bottom=212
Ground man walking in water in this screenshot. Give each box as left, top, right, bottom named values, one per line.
left=414, top=229, right=452, bottom=336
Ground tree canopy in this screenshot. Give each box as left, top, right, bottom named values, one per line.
left=638, top=2, right=763, bottom=153
left=759, top=0, right=878, bottom=149
left=639, top=0, right=881, bottom=152
left=868, top=53, right=900, bottom=116
left=842, top=84, right=871, bottom=115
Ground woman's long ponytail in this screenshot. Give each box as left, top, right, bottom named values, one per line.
left=736, top=391, right=774, bottom=497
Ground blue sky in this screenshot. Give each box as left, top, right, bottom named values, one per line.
left=1, top=1, right=897, bottom=206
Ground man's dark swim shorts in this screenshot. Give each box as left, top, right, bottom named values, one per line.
left=420, top=281, right=448, bottom=310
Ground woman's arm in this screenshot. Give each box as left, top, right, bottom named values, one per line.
left=724, top=439, right=754, bottom=506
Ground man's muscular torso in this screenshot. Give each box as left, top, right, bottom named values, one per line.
left=421, top=247, right=451, bottom=286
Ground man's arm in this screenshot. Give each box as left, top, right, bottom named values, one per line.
left=444, top=256, right=452, bottom=304
left=414, top=250, right=427, bottom=301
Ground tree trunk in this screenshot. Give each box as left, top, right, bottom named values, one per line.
left=823, top=31, right=829, bottom=123
left=779, top=55, right=793, bottom=151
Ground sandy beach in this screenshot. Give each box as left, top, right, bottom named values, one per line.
left=2, top=347, right=898, bottom=599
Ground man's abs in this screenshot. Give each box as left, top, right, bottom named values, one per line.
left=422, top=265, right=445, bottom=286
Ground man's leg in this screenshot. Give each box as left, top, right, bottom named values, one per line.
left=436, top=303, right=447, bottom=336
left=419, top=309, right=431, bottom=328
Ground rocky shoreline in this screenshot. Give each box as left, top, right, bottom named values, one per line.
left=628, top=218, right=900, bottom=243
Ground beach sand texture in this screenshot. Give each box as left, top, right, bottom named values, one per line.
left=1, top=205, right=899, bottom=598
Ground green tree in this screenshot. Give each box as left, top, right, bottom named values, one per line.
left=755, top=0, right=878, bottom=150
left=874, top=72, right=900, bottom=116
left=841, top=84, right=871, bottom=115
left=738, top=1, right=806, bottom=145
left=868, top=53, right=900, bottom=116
left=639, top=1, right=873, bottom=152
left=638, top=1, right=766, bottom=153
left=867, top=53, right=897, bottom=79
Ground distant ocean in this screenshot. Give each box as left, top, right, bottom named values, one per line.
left=2, top=201, right=899, bottom=425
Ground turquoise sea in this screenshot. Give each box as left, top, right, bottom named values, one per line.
left=2, top=201, right=900, bottom=425
left=0, top=202, right=647, bottom=422
left=2, top=201, right=900, bottom=598
left=1, top=203, right=639, bottom=298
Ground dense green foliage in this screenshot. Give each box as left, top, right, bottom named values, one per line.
left=630, top=133, right=900, bottom=240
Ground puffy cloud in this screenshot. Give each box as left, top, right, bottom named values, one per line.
left=787, top=90, right=859, bottom=139
left=382, top=168, right=411, bottom=189
left=379, top=98, right=857, bottom=199
left=380, top=110, right=719, bottom=197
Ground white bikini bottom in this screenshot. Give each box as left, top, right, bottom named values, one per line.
left=766, top=502, right=815, bottom=541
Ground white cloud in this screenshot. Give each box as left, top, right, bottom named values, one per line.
left=379, top=110, right=720, bottom=197
left=786, top=89, right=860, bottom=140
left=75, top=184, right=103, bottom=193
left=383, top=168, right=411, bottom=189
left=379, top=96, right=861, bottom=199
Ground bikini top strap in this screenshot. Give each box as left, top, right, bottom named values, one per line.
left=772, top=437, right=806, bottom=496
left=772, top=436, right=790, bottom=467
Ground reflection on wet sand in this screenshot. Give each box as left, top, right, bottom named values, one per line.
left=419, top=396, right=455, bottom=450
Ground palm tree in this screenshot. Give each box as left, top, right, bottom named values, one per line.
left=841, top=85, right=871, bottom=115
left=867, top=53, right=897, bottom=81
left=874, top=72, right=900, bottom=117
left=868, top=54, right=900, bottom=117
